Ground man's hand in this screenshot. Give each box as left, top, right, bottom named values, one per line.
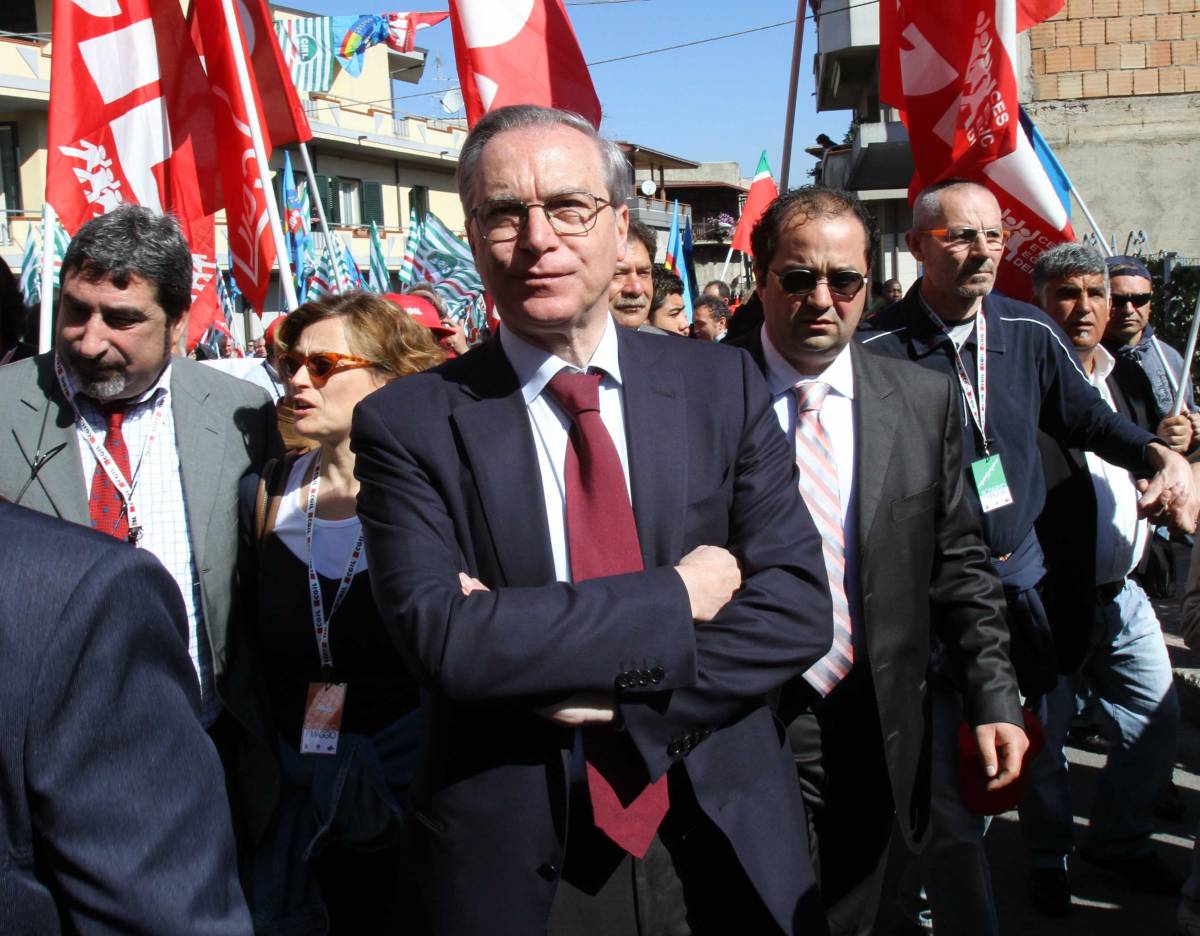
left=1157, top=414, right=1194, bottom=453
left=536, top=694, right=616, bottom=726
left=974, top=722, right=1030, bottom=791
left=1136, top=442, right=1199, bottom=533
left=674, top=545, right=742, bottom=622
left=459, top=572, right=488, bottom=595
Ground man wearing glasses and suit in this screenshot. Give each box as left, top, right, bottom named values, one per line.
left=0, top=205, right=279, bottom=743
left=351, top=104, right=835, bottom=935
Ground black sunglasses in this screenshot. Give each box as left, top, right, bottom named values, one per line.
left=1111, top=292, right=1152, bottom=308
left=773, top=268, right=866, bottom=299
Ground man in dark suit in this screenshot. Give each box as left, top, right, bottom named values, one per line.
left=0, top=500, right=251, bottom=935
left=732, top=186, right=1026, bottom=935
left=352, top=104, right=834, bottom=935
left=1022, top=243, right=1181, bottom=914
left=0, top=205, right=279, bottom=737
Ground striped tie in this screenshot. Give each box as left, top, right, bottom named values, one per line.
left=794, top=382, right=854, bottom=695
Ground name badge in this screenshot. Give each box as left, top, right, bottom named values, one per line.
left=300, top=682, right=347, bottom=755
left=970, top=454, right=1014, bottom=513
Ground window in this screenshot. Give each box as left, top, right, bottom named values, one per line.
left=314, top=175, right=365, bottom=226
left=410, top=185, right=429, bottom=222
left=0, top=125, right=22, bottom=216
left=360, top=180, right=384, bottom=226
left=337, top=177, right=360, bottom=226
left=315, top=174, right=339, bottom=225
left=0, top=0, right=38, bottom=34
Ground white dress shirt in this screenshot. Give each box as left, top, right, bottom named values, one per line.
left=69, top=360, right=218, bottom=726
left=761, top=327, right=864, bottom=656
left=1084, top=344, right=1149, bottom=585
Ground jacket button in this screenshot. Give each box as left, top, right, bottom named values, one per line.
left=536, top=862, right=558, bottom=881
left=650, top=666, right=664, bottom=683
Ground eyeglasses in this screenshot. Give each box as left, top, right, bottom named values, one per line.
left=920, top=227, right=1010, bottom=249
left=470, top=191, right=612, bottom=243
left=1111, top=292, right=1153, bottom=308
left=771, top=268, right=867, bottom=300
left=278, top=351, right=376, bottom=386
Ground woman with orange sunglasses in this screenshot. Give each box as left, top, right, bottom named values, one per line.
left=234, top=291, right=443, bottom=933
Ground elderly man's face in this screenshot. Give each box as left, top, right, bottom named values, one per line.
left=464, top=124, right=627, bottom=340
left=1041, top=272, right=1108, bottom=354
left=609, top=237, right=654, bottom=328
left=56, top=270, right=184, bottom=401
left=908, top=186, right=1004, bottom=303
left=1106, top=274, right=1154, bottom=346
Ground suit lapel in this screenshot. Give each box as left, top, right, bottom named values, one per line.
left=11, top=356, right=89, bottom=524
left=851, top=344, right=898, bottom=548
left=452, top=340, right=556, bottom=586
left=619, top=330, right=687, bottom=567
left=172, top=365, right=224, bottom=571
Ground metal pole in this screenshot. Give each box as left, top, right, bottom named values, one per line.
left=37, top=205, right=56, bottom=353
left=297, top=140, right=343, bottom=292
left=217, top=0, right=299, bottom=312
left=1070, top=181, right=1113, bottom=258
left=778, top=0, right=809, bottom=192
left=719, top=245, right=735, bottom=282
left=1171, top=290, right=1200, bottom=417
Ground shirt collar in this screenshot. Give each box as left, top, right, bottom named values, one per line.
left=498, top=313, right=624, bottom=407
left=760, top=325, right=855, bottom=401
left=1090, top=343, right=1116, bottom=383
left=907, top=284, right=1007, bottom=356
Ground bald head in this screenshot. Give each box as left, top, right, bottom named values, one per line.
left=912, top=179, right=999, bottom=231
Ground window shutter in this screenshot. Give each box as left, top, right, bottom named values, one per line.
left=410, top=185, right=429, bottom=221
left=360, top=180, right=385, bottom=226
left=316, top=174, right=339, bottom=225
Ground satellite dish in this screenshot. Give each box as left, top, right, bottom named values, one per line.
left=639, top=179, right=657, bottom=197
left=440, top=88, right=464, bottom=114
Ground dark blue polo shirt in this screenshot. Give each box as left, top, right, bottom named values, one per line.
left=857, top=284, right=1155, bottom=557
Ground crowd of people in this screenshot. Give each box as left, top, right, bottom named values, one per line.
left=3, top=103, right=1200, bottom=936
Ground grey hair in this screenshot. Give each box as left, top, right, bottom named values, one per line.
left=456, top=105, right=630, bottom=210
left=1032, top=242, right=1109, bottom=304
left=61, top=205, right=194, bottom=321
left=693, top=295, right=730, bottom=322
left=911, top=178, right=995, bottom=230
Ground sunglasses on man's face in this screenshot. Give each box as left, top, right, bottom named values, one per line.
left=772, top=268, right=867, bottom=300
left=1111, top=292, right=1153, bottom=309
left=278, top=351, right=376, bottom=386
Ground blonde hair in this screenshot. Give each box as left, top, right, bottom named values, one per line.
left=276, top=290, right=445, bottom=378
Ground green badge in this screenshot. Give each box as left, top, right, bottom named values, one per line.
left=970, top=454, right=1013, bottom=513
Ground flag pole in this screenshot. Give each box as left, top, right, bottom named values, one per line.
left=719, top=245, right=736, bottom=282
left=296, top=140, right=344, bottom=292
left=778, top=0, right=809, bottom=192
left=1069, top=183, right=1113, bottom=258
left=1171, top=292, right=1200, bottom=418
left=217, top=0, right=299, bottom=312
left=37, top=205, right=56, bottom=353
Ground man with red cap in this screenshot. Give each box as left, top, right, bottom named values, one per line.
left=386, top=292, right=469, bottom=358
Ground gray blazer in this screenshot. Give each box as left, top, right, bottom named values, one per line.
left=0, top=352, right=280, bottom=686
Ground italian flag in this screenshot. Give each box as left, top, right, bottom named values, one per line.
left=731, top=151, right=779, bottom=257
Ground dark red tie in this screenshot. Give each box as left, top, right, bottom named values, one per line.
left=88, top=402, right=131, bottom=541
left=545, top=368, right=669, bottom=859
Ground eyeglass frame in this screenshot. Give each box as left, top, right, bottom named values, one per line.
left=278, top=350, right=378, bottom=387
left=918, top=227, right=1011, bottom=249
left=769, top=267, right=868, bottom=300
left=468, top=191, right=613, bottom=244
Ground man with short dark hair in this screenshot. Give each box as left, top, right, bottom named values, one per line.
left=702, top=279, right=731, bottom=302
left=352, top=103, right=833, bottom=936
left=859, top=178, right=1196, bottom=934
left=648, top=264, right=689, bottom=336
left=0, top=205, right=279, bottom=736
left=1022, top=242, right=1181, bottom=915
left=692, top=295, right=729, bottom=342
left=609, top=219, right=657, bottom=330
left=738, top=185, right=1024, bottom=935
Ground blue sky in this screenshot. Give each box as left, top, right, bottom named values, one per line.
left=298, top=1, right=851, bottom=183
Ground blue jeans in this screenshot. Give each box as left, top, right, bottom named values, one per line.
left=1019, top=579, right=1178, bottom=868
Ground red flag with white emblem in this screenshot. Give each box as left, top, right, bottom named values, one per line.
left=448, top=0, right=601, bottom=129
left=387, top=11, right=450, bottom=53
left=879, top=0, right=1074, bottom=300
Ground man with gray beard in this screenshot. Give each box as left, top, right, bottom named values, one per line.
left=0, top=205, right=279, bottom=743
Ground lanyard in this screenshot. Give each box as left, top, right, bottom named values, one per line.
left=55, top=355, right=167, bottom=545
left=304, top=451, right=365, bottom=671
left=926, top=308, right=990, bottom=454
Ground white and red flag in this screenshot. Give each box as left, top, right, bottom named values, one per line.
left=47, top=0, right=222, bottom=344
left=879, top=0, right=1072, bottom=300
left=190, top=0, right=312, bottom=314
left=386, top=11, right=450, bottom=53
left=731, top=151, right=778, bottom=258
left=448, top=0, right=601, bottom=129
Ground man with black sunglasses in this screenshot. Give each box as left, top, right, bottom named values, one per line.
left=732, top=186, right=1025, bottom=936
left=859, top=178, right=1197, bottom=933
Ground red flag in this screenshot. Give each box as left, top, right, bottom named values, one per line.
left=731, top=151, right=778, bottom=257
left=448, top=0, right=601, bottom=128
left=1017, top=0, right=1066, bottom=31
left=879, top=0, right=1074, bottom=300
left=386, top=12, right=450, bottom=54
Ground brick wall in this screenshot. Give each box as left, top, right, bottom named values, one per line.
left=1028, top=0, right=1200, bottom=100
